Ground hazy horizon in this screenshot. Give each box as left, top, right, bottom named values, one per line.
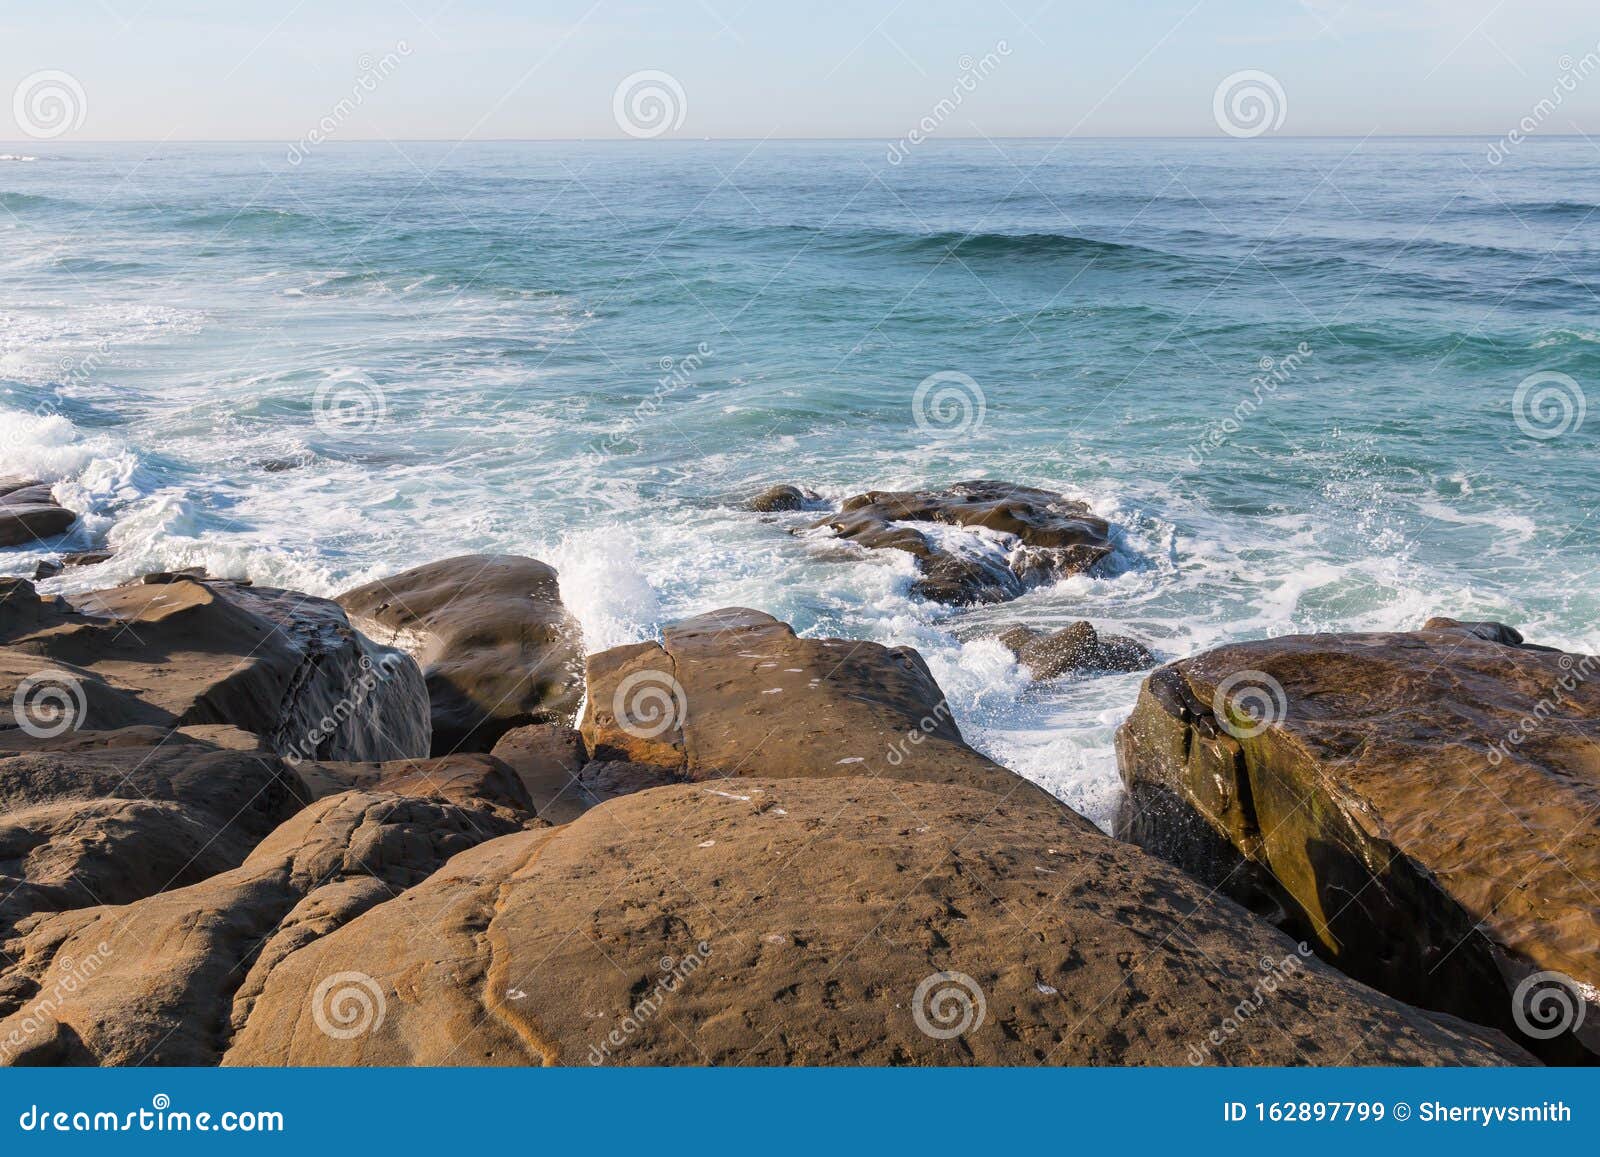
left=6, top=1, right=1600, bottom=145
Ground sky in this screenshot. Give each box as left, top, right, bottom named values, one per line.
left=4, top=0, right=1600, bottom=142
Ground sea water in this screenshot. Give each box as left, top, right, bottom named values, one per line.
left=3, top=138, right=1596, bottom=828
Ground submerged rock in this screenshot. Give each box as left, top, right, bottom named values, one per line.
left=746, top=483, right=823, bottom=512
left=806, top=480, right=1112, bottom=604
left=0, top=481, right=77, bottom=548
left=28, top=550, right=109, bottom=582
left=222, top=776, right=1530, bottom=1066
left=1116, top=619, right=1600, bottom=1063
left=993, top=621, right=1155, bottom=678
left=339, top=555, right=584, bottom=755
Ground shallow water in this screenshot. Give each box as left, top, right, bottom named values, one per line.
left=3, top=139, right=1596, bottom=829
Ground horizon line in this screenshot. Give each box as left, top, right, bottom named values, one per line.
left=0, top=132, right=1581, bottom=145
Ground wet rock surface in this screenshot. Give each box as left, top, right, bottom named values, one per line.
left=339, top=555, right=584, bottom=755
left=993, top=621, right=1156, bottom=678
left=0, top=481, right=77, bottom=549
left=805, top=481, right=1113, bottom=604
left=1116, top=620, right=1600, bottom=1063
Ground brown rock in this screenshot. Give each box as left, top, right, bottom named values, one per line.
left=0, top=772, right=531, bottom=1066
left=491, top=724, right=607, bottom=824
left=0, top=481, right=77, bottom=548
left=1116, top=621, right=1600, bottom=1062
left=0, top=742, right=308, bottom=938
left=31, top=552, right=115, bottom=583
left=746, top=484, right=822, bottom=512
left=993, top=621, right=1156, bottom=679
left=0, top=575, right=429, bottom=763
left=580, top=607, right=1061, bottom=807
left=806, top=481, right=1112, bottom=604
left=339, top=555, right=584, bottom=755
left=222, top=776, right=1529, bottom=1066
left=295, top=753, right=537, bottom=828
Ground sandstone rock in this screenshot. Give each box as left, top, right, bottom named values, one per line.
left=1116, top=622, right=1600, bottom=1062
left=993, top=621, right=1155, bottom=679
left=0, top=575, right=429, bottom=763
left=0, top=742, right=307, bottom=938
left=747, top=484, right=822, bottom=512
left=0, top=769, right=532, bottom=1066
left=0, top=723, right=267, bottom=755
left=580, top=607, right=1059, bottom=807
left=0, top=577, right=75, bottom=644
left=339, top=555, right=584, bottom=755
left=32, top=552, right=114, bottom=582
left=223, top=776, right=1529, bottom=1066
left=806, top=481, right=1112, bottom=604
left=0, top=481, right=76, bottom=548
left=488, top=724, right=669, bottom=825
left=294, top=753, right=537, bottom=828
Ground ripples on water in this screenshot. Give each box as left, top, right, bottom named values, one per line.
left=2, top=139, right=1596, bottom=828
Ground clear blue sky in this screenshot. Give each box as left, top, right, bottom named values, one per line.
left=4, top=0, right=1600, bottom=141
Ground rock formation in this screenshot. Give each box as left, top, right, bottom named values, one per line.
left=339, top=555, right=583, bottom=754
left=1116, top=619, right=1600, bottom=1062
left=803, top=481, right=1112, bottom=604
left=0, top=575, right=429, bottom=763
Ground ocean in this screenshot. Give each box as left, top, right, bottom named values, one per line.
left=2, top=138, right=1596, bottom=828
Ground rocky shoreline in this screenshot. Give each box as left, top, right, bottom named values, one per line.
left=0, top=478, right=1592, bottom=1066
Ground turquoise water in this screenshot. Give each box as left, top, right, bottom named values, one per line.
left=2, top=139, right=1596, bottom=825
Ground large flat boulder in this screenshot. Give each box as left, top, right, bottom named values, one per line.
left=805, top=481, right=1112, bottom=604
left=1116, top=619, right=1600, bottom=1062
left=579, top=608, right=1060, bottom=807
left=0, top=575, right=429, bottom=763
left=0, top=481, right=77, bottom=548
left=223, top=776, right=1528, bottom=1066
left=0, top=764, right=534, bottom=1066
left=339, top=555, right=584, bottom=755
